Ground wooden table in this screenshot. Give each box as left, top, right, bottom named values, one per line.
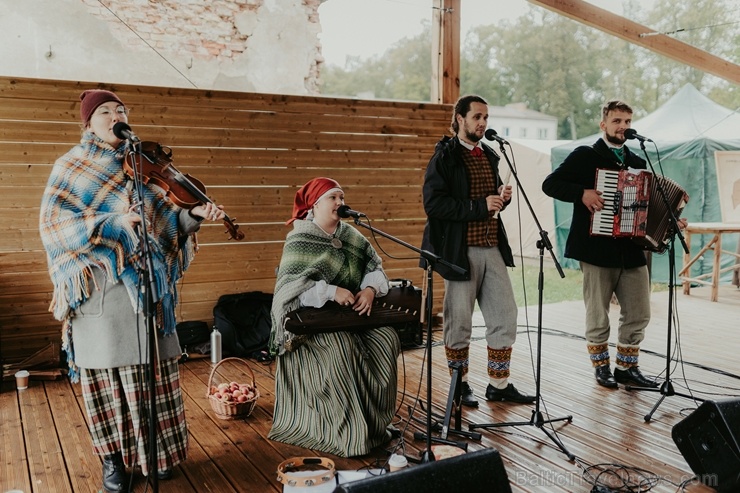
left=679, top=222, right=740, bottom=302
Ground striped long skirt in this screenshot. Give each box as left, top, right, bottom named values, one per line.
left=80, top=357, right=188, bottom=475
left=269, top=326, right=400, bottom=457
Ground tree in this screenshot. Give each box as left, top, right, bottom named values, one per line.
left=463, top=10, right=612, bottom=139
left=458, top=23, right=512, bottom=106
left=320, top=22, right=432, bottom=101
left=635, top=0, right=740, bottom=110
left=318, top=0, right=740, bottom=135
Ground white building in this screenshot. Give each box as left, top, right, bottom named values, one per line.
left=489, top=103, right=559, bottom=140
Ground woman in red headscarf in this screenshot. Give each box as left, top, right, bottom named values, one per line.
left=268, top=177, right=401, bottom=457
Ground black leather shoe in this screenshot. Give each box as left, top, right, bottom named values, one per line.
left=459, top=381, right=479, bottom=407
left=614, top=367, right=659, bottom=388
left=157, top=469, right=173, bottom=480
left=485, top=383, right=535, bottom=404
left=594, top=365, right=618, bottom=388
left=102, top=453, right=130, bottom=493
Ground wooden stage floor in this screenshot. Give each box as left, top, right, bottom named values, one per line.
left=2, top=285, right=738, bottom=493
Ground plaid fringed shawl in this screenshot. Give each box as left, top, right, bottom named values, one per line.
left=269, top=219, right=383, bottom=355
left=39, top=132, right=196, bottom=380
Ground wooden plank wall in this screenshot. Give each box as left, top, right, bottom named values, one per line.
left=0, top=76, right=451, bottom=364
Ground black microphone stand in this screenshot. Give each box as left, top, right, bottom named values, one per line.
left=348, top=216, right=469, bottom=463
left=622, top=139, right=703, bottom=422
left=467, top=141, right=575, bottom=461
left=125, top=140, right=160, bottom=492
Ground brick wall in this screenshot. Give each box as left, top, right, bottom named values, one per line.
left=2, top=0, right=324, bottom=94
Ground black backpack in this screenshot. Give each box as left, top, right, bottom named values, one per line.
left=175, top=320, right=210, bottom=350
left=213, top=291, right=273, bottom=360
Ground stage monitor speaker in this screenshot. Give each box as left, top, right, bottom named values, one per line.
left=671, top=398, right=740, bottom=492
left=332, top=448, right=511, bottom=493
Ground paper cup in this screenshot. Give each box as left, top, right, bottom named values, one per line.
left=388, top=453, right=408, bottom=472
left=15, top=370, right=30, bottom=390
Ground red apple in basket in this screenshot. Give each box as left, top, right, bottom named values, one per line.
left=221, top=393, right=232, bottom=402
left=237, top=394, right=248, bottom=403
left=217, top=383, right=230, bottom=392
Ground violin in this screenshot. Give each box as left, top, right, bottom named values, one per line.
left=124, top=141, right=245, bottom=241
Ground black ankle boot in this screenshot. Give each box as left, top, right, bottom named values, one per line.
left=102, top=453, right=129, bottom=493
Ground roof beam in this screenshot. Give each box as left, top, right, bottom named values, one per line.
left=529, top=0, right=740, bottom=85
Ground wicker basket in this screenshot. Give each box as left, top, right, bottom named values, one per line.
left=206, top=357, right=260, bottom=420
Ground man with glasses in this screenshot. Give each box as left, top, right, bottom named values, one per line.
left=39, top=89, right=225, bottom=492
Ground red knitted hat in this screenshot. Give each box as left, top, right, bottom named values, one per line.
left=287, top=177, right=343, bottom=225
left=79, top=89, right=125, bottom=124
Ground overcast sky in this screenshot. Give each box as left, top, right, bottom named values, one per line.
left=318, top=0, right=659, bottom=66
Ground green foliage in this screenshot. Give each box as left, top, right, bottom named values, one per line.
left=638, top=0, right=740, bottom=111
left=507, top=262, right=668, bottom=307
left=461, top=11, right=610, bottom=139
left=508, top=263, right=583, bottom=306
left=319, top=0, right=739, bottom=135
left=321, top=22, right=432, bottom=101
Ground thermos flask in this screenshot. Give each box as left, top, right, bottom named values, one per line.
left=210, top=327, right=222, bottom=364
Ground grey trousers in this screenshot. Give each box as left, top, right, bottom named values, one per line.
left=443, top=246, right=518, bottom=350
left=580, top=261, right=650, bottom=346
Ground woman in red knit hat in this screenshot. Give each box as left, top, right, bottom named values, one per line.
left=40, top=89, right=226, bottom=492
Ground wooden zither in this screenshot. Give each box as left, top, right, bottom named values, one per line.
left=284, top=285, right=422, bottom=335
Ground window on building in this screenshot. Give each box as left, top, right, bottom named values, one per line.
left=519, top=128, right=527, bottom=138
left=502, top=127, right=510, bottom=137
left=538, top=128, right=548, bottom=139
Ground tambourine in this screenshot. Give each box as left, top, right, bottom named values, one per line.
left=276, top=456, right=336, bottom=487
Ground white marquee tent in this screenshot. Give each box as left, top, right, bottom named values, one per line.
left=483, top=137, right=571, bottom=259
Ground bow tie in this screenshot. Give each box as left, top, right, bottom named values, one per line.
left=471, top=146, right=483, bottom=157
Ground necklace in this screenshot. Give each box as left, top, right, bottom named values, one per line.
left=314, top=221, right=343, bottom=249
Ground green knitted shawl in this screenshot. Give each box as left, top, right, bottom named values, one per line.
left=269, top=219, right=382, bottom=355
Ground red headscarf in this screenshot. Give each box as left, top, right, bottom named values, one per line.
left=287, top=177, right=343, bottom=225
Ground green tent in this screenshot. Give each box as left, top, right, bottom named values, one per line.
left=549, top=84, right=740, bottom=284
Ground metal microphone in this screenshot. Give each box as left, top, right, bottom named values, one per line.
left=112, top=122, right=140, bottom=142
left=484, top=128, right=509, bottom=145
left=624, top=128, right=652, bottom=142
left=337, top=205, right=366, bottom=219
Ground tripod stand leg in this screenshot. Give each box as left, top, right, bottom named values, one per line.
left=626, top=379, right=703, bottom=422
left=413, top=366, right=482, bottom=443
left=469, top=408, right=574, bottom=460
left=439, top=366, right=460, bottom=440
left=469, top=410, right=572, bottom=431
left=645, top=393, right=667, bottom=422
left=539, top=424, right=575, bottom=461
left=412, top=431, right=469, bottom=450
